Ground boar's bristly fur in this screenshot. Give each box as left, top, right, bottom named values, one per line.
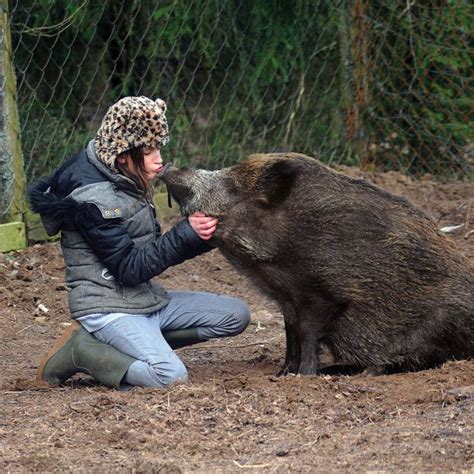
left=161, top=153, right=474, bottom=376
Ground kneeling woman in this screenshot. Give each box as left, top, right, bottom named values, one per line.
left=29, top=96, right=250, bottom=390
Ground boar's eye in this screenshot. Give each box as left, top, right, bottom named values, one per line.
left=222, top=176, right=238, bottom=194
left=255, top=196, right=270, bottom=206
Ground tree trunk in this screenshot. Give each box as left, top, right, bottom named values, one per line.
left=0, top=0, right=25, bottom=224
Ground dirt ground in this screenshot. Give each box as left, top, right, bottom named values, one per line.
left=1, top=167, right=473, bottom=472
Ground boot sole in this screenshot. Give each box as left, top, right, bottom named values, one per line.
left=36, top=321, right=81, bottom=384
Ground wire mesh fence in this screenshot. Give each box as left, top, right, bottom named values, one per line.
left=1, top=0, right=473, bottom=224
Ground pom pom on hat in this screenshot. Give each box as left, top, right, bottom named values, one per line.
left=95, top=96, right=169, bottom=170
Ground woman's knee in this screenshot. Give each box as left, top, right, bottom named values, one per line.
left=229, top=298, right=251, bottom=335
left=151, top=355, right=188, bottom=387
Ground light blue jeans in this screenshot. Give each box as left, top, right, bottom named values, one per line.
left=91, top=291, right=250, bottom=389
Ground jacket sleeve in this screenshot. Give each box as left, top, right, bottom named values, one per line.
left=75, top=203, right=215, bottom=286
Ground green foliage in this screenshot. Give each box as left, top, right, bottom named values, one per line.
left=364, top=1, right=473, bottom=176
left=8, top=0, right=473, bottom=181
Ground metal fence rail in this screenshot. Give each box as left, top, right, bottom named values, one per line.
left=1, top=0, right=473, bottom=230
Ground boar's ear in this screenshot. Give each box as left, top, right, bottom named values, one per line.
left=254, top=160, right=300, bottom=206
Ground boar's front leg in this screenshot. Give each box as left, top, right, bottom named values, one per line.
left=278, top=317, right=301, bottom=376
left=297, top=297, right=340, bottom=376
left=298, top=326, right=320, bottom=375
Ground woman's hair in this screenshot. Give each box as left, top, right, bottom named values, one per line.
left=115, top=147, right=149, bottom=193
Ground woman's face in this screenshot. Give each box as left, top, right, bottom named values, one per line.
left=142, top=147, right=164, bottom=181
left=116, top=147, right=163, bottom=182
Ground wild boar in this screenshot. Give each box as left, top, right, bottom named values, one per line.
left=160, top=153, right=473, bottom=376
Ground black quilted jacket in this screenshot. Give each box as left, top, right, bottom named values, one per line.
left=28, top=140, right=214, bottom=318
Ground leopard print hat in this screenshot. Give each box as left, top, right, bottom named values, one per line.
left=95, top=96, right=169, bottom=170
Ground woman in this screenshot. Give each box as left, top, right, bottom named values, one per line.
left=29, top=96, right=250, bottom=390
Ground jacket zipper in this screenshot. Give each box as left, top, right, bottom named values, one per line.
left=146, top=197, right=158, bottom=239
left=119, top=282, right=127, bottom=300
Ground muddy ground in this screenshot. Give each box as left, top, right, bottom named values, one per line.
left=1, top=167, right=473, bottom=472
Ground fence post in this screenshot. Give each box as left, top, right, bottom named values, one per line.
left=350, top=0, right=370, bottom=168
left=0, top=0, right=26, bottom=251
left=337, top=1, right=354, bottom=149
left=338, top=0, right=370, bottom=168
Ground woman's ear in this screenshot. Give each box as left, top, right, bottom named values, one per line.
left=116, top=155, right=126, bottom=165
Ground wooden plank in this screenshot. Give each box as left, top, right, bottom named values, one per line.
left=154, top=190, right=179, bottom=220
left=0, top=1, right=27, bottom=224
left=0, top=221, right=26, bottom=252
left=25, top=209, right=58, bottom=243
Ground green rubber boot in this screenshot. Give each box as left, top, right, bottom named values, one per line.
left=162, top=328, right=206, bottom=350
left=37, top=321, right=135, bottom=389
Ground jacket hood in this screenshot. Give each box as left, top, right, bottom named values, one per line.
left=28, top=140, right=143, bottom=236
left=28, top=175, right=80, bottom=236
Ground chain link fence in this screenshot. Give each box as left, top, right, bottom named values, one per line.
left=1, top=0, right=473, bottom=225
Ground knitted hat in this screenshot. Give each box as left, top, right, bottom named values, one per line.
left=95, top=96, right=169, bottom=170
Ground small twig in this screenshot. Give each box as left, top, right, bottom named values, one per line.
left=297, top=438, right=322, bottom=450
left=291, top=433, right=332, bottom=453
left=337, top=381, right=380, bottom=393
left=47, top=429, right=58, bottom=443
left=18, top=324, right=33, bottom=334
left=232, top=460, right=276, bottom=469
left=232, top=430, right=255, bottom=440
left=465, top=200, right=471, bottom=231
left=19, top=0, right=89, bottom=37
left=230, top=443, right=240, bottom=457
left=464, top=229, right=474, bottom=240
left=179, top=336, right=281, bottom=351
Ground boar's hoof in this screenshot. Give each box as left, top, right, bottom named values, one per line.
left=277, top=365, right=299, bottom=377
left=298, top=366, right=320, bottom=376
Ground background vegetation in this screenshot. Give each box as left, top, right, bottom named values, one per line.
left=8, top=0, right=474, bottom=183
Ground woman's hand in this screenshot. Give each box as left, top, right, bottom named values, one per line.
left=188, top=212, right=218, bottom=240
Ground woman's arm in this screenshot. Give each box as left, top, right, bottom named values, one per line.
left=75, top=204, right=215, bottom=286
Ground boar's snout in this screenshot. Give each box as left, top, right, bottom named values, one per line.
left=159, top=166, right=237, bottom=218
left=158, top=163, right=179, bottom=182
left=159, top=166, right=195, bottom=212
